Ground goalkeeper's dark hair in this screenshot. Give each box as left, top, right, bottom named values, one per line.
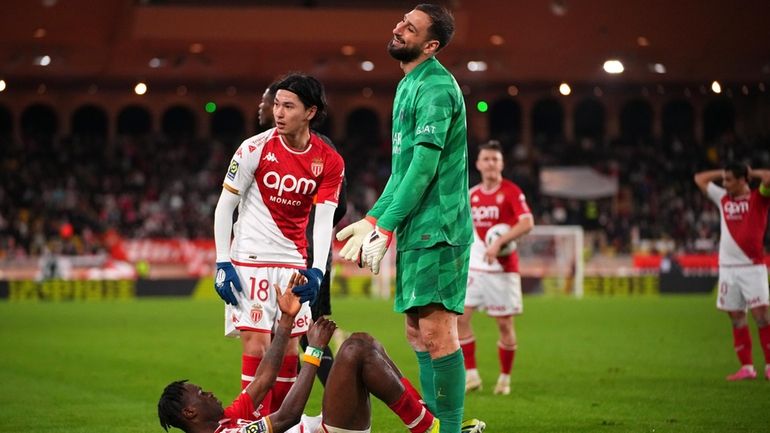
left=478, top=139, right=503, bottom=154
left=158, top=380, right=190, bottom=432
left=724, top=161, right=749, bottom=182
left=275, top=73, right=327, bottom=127
left=415, top=3, right=455, bottom=51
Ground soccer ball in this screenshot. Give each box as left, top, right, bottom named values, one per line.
left=485, top=223, right=517, bottom=256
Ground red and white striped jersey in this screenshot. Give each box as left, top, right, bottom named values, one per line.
left=707, top=183, right=770, bottom=266
left=223, top=128, right=345, bottom=268
left=469, top=179, right=532, bottom=273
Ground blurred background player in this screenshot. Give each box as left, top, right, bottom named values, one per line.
left=694, top=163, right=770, bottom=380
left=212, top=73, right=345, bottom=414
left=459, top=140, right=534, bottom=395
left=337, top=4, right=473, bottom=433
left=258, top=78, right=349, bottom=386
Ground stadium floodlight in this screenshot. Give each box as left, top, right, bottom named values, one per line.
left=711, top=81, right=722, bottom=94
left=0, top=79, right=5, bottom=92
left=603, top=59, right=624, bottom=74
left=559, top=82, right=571, bottom=95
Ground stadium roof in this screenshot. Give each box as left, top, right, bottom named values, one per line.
left=1, top=0, right=768, bottom=89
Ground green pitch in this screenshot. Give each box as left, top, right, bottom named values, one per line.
left=1, top=295, right=769, bottom=432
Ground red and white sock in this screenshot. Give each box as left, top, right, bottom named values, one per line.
left=460, top=337, right=476, bottom=370
left=498, top=341, right=516, bottom=375
left=388, top=379, right=436, bottom=433
left=733, top=326, right=753, bottom=367
left=242, top=355, right=259, bottom=389
left=758, top=325, right=770, bottom=364
left=270, top=355, right=298, bottom=410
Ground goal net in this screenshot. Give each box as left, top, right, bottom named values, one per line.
left=517, top=225, right=584, bottom=298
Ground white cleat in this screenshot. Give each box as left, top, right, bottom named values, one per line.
left=493, top=374, right=511, bottom=395
left=465, top=369, right=482, bottom=393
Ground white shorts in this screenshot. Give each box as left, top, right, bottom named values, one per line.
left=224, top=266, right=312, bottom=338
left=465, top=270, right=522, bottom=316
left=716, top=265, right=770, bottom=311
left=284, top=414, right=370, bottom=433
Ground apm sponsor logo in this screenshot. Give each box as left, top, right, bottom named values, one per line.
left=262, top=171, right=317, bottom=196
left=472, top=205, right=499, bottom=221
left=723, top=200, right=749, bottom=217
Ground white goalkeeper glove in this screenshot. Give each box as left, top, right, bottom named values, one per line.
left=361, top=226, right=393, bottom=275
left=335, top=217, right=375, bottom=263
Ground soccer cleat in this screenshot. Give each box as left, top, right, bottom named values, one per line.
left=460, top=418, right=486, bottom=433
left=465, top=370, right=482, bottom=393
left=493, top=374, right=511, bottom=395
left=726, top=365, right=757, bottom=381
left=423, top=418, right=440, bottom=433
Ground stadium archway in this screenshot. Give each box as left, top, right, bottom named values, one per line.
left=162, top=105, right=197, bottom=139
left=211, top=105, right=246, bottom=142
left=662, top=99, right=694, bottom=143
left=21, top=103, right=58, bottom=142
left=573, top=98, right=605, bottom=144
left=531, top=97, right=564, bottom=151
left=0, top=104, right=12, bottom=138
left=117, top=105, right=152, bottom=136
left=488, top=97, right=522, bottom=153
left=71, top=104, right=108, bottom=137
left=620, top=99, right=653, bottom=144
left=703, top=97, right=735, bottom=144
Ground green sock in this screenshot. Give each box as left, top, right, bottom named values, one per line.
left=415, top=351, right=436, bottom=414
left=432, top=349, right=465, bottom=433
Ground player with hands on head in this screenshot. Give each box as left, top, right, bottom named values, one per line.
left=213, top=72, right=345, bottom=413
left=459, top=140, right=534, bottom=396
left=694, top=163, right=770, bottom=381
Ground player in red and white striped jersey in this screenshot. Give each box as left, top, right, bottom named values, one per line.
left=695, top=163, right=770, bottom=380
left=213, top=74, right=344, bottom=412
left=459, top=141, right=534, bottom=395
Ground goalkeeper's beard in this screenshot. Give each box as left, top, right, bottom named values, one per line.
left=387, top=39, right=421, bottom=63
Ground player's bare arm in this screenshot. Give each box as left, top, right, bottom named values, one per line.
left=243, top=273, right=304, bottom=406
left=748, top=168, right=770, bottom=190
left=694, top=169, right=724, bottom=194
left=268, top=317, right=337, bottom=433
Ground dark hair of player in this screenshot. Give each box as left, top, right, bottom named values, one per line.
left=478, top=139, right=503, bottom=154
left=415, top=3, right=455, bottom=51
left=275, top=73, right=328, bottom=127
left=158, top=379, right=189, bottom=432
left=724, top=161, right=749, bottom=182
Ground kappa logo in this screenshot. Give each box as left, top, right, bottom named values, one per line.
left=262, top=152, right=279, bottom=163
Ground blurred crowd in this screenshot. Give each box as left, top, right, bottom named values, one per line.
left=2, top=130, right=770, bottom=261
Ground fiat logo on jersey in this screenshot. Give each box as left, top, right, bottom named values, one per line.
left=311, top=158, right=324, bottom=177
left=263, top=171, right=317, bottom=196
left=250, top=304, right=263, bottom=323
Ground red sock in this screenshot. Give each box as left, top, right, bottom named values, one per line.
left=733, top=326, right=753, bottom=366
left=388, top=386, right=436, bottom=433
left=498, top=341, right=516, bottom=375
left=400, top=377, right=423, bottom=403
left=460, top=337, right=476, bottom=370
left=758, top=325, right=770, bottom=364
left=270, top=355, right=298, bottom=410
left=242, top=355, right=259, bottom=389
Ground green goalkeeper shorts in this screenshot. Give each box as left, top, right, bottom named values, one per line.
left=394, top=243, right=470, bottom=314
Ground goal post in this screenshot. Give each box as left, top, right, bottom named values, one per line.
left=517, top=225, right=584, bottom=298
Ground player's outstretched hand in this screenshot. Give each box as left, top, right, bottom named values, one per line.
left=335, top=218, right=374, bottom=262
left=292, top=268, right=323, bottom=305
left=275, top=272, right=304, bottom=318
left=361, top=226, right=392, bottom=275
left=214, top=261, right=243, bottom=305
left=306, top=317, right=337, bottom=349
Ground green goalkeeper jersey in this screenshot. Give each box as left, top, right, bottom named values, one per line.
left=369, top=56, right=473, bottom=251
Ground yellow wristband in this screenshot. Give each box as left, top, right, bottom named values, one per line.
left=302, top=353, right=321, bottom=367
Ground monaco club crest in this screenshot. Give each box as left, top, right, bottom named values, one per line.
left=250, top=304, right=263, bottom=323
left=311, top=158, right=324, bottom=177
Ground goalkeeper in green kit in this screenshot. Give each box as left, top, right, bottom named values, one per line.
left=336, top=4, right=480, bottom=433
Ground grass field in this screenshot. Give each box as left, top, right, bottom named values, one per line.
left=1, top=295, right=769, bottom=432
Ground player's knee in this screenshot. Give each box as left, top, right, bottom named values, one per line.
left=337, top=333, right=375, bottom=361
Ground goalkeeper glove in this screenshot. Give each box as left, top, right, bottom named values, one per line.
left=293, top=268, right=323, bottom=305
left=214, top=261, right=243, bottom=306
left=335, top=217, right=376, bottom=263
left=361, top=226, right=393, bottom=275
